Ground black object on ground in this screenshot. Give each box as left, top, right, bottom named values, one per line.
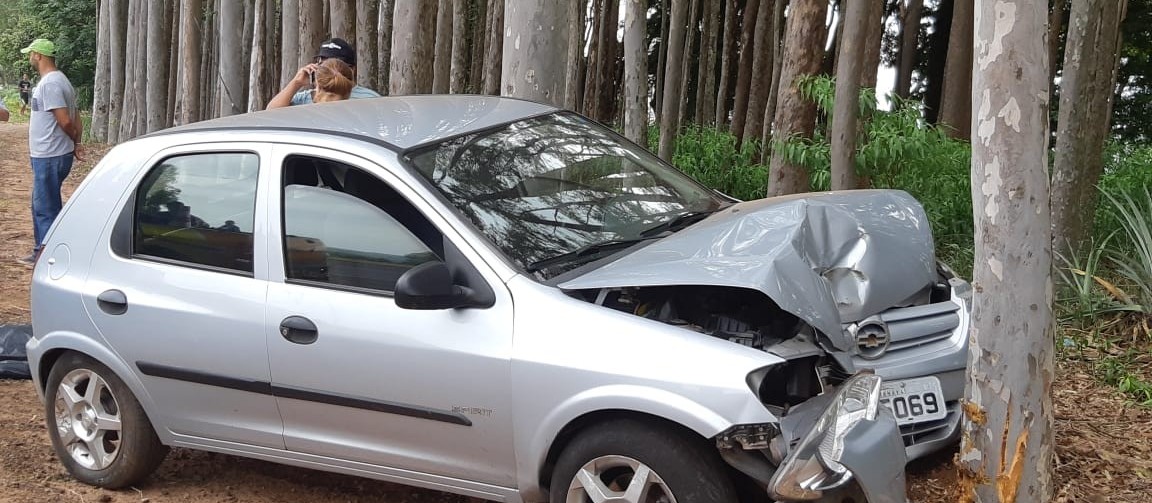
left=0, top=324, right=32, bottom=379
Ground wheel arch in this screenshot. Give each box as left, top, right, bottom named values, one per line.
left=537, top=409, right=717, bottom=492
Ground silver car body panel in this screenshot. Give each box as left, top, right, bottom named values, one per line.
left=159, top=95, right=558, bottom=150
left=559, top=190, right=938, bottom=348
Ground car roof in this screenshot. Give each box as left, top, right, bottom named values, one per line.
left=155, top=95, right=559, bottom=151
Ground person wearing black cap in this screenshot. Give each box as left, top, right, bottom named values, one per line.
left=266, top=38, right=380, bottom=109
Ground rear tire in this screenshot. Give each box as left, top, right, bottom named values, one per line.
left=45, top=352, right=168, bottom=488
left=549, top=418, right=738, bottom=503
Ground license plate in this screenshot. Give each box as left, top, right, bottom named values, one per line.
left=879, top=376, right=947, bottom=425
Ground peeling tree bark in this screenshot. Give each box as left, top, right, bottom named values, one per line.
left=960, top=2, right=1055, bottom=502
left=300, top=0, right=325, bottom=68
left=501, top=0, right=568, bottom=107
left=831, top=0, right=867, bottom=191
left=1051, top=0, right=1126, bottom=256
left=330, top=0, right=355, bottom=40
left=146, top=0, right=170, bottom=132
left=861, top=0, right=884, bottom=91
left=379, top=0, right=395, bottom=94
left=624, top=0, right=648, bottom=144
left=108, top=0, right=127, bottom=143
left=281, top=0, right=300, bottom=87
left=218, top=0, right=244, bottom=117
left=767, top=0, right=827, bottom=196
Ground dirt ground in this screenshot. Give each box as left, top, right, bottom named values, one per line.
left=1, top=122, right=1150, bottom=502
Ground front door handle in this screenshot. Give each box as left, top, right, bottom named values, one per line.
left=97, top=289, right=128, bottom=315
left=279, top=316, right=318, bottom=345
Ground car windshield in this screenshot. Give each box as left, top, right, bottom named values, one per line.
left=407, top=112, right=726, bottom=277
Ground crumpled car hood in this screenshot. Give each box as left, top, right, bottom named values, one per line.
left=557, top=190, right=937, bottom=348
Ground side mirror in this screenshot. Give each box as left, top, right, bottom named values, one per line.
left=394, top=261, right=475, bottom=310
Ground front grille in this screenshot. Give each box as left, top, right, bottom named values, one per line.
left=872, top=301, right=961, bottom=354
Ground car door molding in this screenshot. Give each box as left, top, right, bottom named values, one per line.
left=136, top=361, right=472, bottom=427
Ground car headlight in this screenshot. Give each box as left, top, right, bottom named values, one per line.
left=768, top=373, right=883, bottom=501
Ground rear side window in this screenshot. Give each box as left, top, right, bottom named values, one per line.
left=134, top=153, right=259, bottom=273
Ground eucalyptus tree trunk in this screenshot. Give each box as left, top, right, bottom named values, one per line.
left=677, top=0, right=700, bottom=125
left=960, top=2, right=1054, bottom=502
left=657, top=0, right=691, bottom=161
left=379, top=0, right=395, bottom=94
left=564, top=0, right=585, bottom=110
left=767, top=0, right=827, bottom=196
left=145, top=0, right=169, bottom=132
left=179, top=0, right=203, bottom=123
left=696, top=0, right=719, bottom=125
left=655, top=0, right=670, bottom=121
left=300, top=0, right=326, bottom=68
left=434, top=0, right=453, bottom=93
left=133, top=0, right=149, bottom=134
left=895, top=0, right=923, bottom=100
left=281, top=0, right=300, bottom=87
left=357, top=0, right=380, bottom=90
left=740, top=0, right=774, bottom=150
left=449, top=0, right=469, bottom=93
left=218, top=0, right=245, bottom=116
left=119, top=0, right=139, bottom=141
left=248, top=0, right=270, bottom=112
left=762, top=0, right=785, bottom=147
left=1051, top=0, right=1127, bottom=256
left=502, top=0, right=569, bottom=106
left=830, top=0, right=868, bottom=191
left=624, top=0, right=649, bottom=144
left=470, top=0, right=488, bottom=93
left=391, top=0, right=438, bottom=94
left=93, top=0, right=111, bottom=141
left=482, top=0, right=504, bottom=94
left=107, top=0, right=127, bottom=143
left=730, top=0, right=762, bottom=146
left=582, top=0, right=604, bottom=117
left=862, top=0, right=884, bottom=91
left=939, top=0, right=974, bottom=139
left=330, top=0, right=355, bottom=39
left=714, top=0, right=737, bottom=129
left=167, top=2, right=180, bottom=127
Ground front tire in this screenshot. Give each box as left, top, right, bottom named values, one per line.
left=549, top=419, right=738, bottom=503
left=45, top=353, right=168, bottom=488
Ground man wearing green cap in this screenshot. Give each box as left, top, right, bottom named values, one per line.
left=19, top=38, right=80, bottom=266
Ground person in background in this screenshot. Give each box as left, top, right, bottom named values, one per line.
left=20, top=38, right=81, bottom=266
left=266, top=38, right=379, bottom=109
left=313, top=59, right=356, bottom=103
left=18, top=73, right=31, bottom=115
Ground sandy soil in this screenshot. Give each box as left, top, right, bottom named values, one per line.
left=0, top=122, right=1149, bottom=502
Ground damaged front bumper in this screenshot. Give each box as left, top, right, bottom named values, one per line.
left=718, top=373, right=908, bottom=503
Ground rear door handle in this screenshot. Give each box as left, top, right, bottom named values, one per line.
left=279, top=316, right=318, bottom=345
left=97, top=289, right=128, bottom=315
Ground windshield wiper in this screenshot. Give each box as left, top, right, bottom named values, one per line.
left=526, top=238, right=655, bottom=273
left=639, top=208, right=722, bottom=237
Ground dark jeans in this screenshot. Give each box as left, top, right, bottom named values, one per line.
left=31, top=153, right=74, bottom=252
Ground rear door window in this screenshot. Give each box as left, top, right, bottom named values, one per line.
left=133, top=152, right=259, bottom=273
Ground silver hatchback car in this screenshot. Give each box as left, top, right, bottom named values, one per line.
left=28, top=96, right=969, bottom=503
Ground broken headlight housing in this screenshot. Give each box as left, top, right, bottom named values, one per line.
left=768, top=373, right=882, bottom=501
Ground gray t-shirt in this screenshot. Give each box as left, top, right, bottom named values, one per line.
left=29, top=71, right=78, bottom=158
left=290, top=84, right=380, bottom=105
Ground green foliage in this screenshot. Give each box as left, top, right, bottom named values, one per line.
left=1099, top=187, right=1152, bottom=314
left=1055, top=234, right=1126, bottom=323
left=1097, top=354, right=1152, bottom=406
left=647, top=125, right=770, bottom=202
left=0, top=0, right=97, bottom=109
